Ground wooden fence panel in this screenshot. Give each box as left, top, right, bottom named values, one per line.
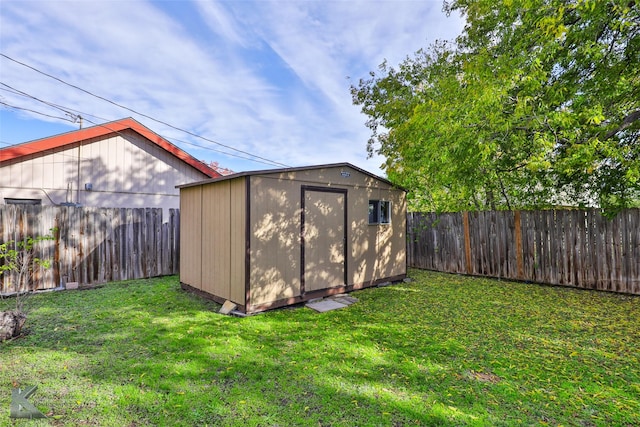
left=0, top=205, right=181, bottom=293
left=408, top=209, right=640, bottom=295
left=407, top=212, right=467, bottom=274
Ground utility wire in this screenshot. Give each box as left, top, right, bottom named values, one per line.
left=81, top=115, right=286, bottom=167
left=0, top=94, right=284, bottom=167
left=0, top=100, right=75, bottom=123
left=1, top=82, right=80, bottom=123
left=1, top=53, right=291, bottom=168
left=0, top=102, right=103, bottom=162
left=2, top=74, right=282, bottom=167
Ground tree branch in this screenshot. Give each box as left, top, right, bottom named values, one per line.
left=604, top=110, right=640, bottom=139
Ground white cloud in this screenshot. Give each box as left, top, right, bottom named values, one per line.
left=193, top=1, right=248, bottom=47
left=0, top=0, right=464, bottom=175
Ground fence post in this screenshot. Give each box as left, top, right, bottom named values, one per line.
left=514, top=210, right=524, bottom=279
left=463, top=211, right=472, bottom=275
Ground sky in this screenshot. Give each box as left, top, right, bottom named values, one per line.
left=0, top=0, right=464, bottom=176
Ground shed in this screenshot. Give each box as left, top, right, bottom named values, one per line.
left=177, top=163, right=406, bottom=314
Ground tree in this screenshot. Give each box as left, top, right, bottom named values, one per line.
left=0, top=231, right=55, bottom=341
left=351, top=0, right=640, bottom=214
left=207, top=161, right=235, bottom=176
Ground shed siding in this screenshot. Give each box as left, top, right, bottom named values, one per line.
left=249, top=175, right=302, bottom=306
left=180, top=163, right=406, bottom=313
left=229, top=178, right=247, bottom=304
left=370, top=187, right=406, bottom=281
left=196, top=178, right=246, bottom=305
left=247, top=166, right=405, bottom=306
left=179, top=186, right=203, bottom=289
left=201, top=183, right=230, bottom=299
left=352, top=187, right=379, bottom=285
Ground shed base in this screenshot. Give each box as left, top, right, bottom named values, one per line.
left=181, top=274, right=406, bottom=315
left=180, top=283, right=248, bottom=314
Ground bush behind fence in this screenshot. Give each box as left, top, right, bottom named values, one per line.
left=408, top=209, right=640, bottom=295
left=0, top=205, right=180, bottom=293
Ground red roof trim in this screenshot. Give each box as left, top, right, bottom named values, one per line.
left=0, top=117, right=221, bottom=178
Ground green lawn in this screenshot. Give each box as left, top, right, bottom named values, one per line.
left=1, top=269, right=639, bottom=426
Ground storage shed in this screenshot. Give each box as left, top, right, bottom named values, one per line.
left=177, top=163, right=406, bottom=314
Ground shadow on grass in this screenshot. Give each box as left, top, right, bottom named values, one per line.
left=1, top=270, right=639, bottom=426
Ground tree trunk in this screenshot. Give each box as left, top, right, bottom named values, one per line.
left=0, top=310, right=26, bottom=342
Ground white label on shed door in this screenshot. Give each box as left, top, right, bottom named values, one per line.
left=303, top=190, right=346, bottom=292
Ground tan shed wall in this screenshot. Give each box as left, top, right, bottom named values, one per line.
left=180, top=165, right=405, bottom=312
left=182, top=178, right=246, bottom=305
left=228, top=178, right=247, bottom=303
left=248, top=175, right=303, bottom=306
left=201, top=183, right=231, bottom=298
left=248, top=166, right=406, bottom=307
left=350, top=186, right=406, bottom=285
left=200, top=179, right=247, bottom=304
left=179, top=186, right=203, bottom=289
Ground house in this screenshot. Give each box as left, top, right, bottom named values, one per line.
left=0, top=118, right=220, bottom=216
left=177, top=163, right=407, bottom=314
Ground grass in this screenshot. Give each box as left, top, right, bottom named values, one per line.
left=1, top=269, right=639, bottom=426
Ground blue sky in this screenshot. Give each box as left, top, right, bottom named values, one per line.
left=0, top=0, right=464, bottom=175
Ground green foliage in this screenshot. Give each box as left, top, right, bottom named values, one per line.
left=0, top=234, right=54, bottom=275
left=1, top=271, right=639, bottom=426
left=0, top=230, right=56, bottom=302
left=352, top=0, right=640, bottom=214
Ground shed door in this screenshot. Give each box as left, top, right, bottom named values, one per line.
left=302, top=187, right=347, bottom=293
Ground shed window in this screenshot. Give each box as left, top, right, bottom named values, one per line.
left=368, top=200, right=391, bottom=225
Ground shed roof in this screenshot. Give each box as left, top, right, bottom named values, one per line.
left=176, top=162, right=403, bottom=190
left=0, top=117, right=220, bottom=178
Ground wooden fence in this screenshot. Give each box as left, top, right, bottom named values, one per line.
left=0, top=205, right=180, bottom=293
left=407, top=209, right=640, bottom=295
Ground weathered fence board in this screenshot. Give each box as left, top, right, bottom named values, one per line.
left=0, top=205, right=180, bottom=293
left=408, top=209, right=640, bottom=295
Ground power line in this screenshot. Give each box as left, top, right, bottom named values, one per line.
left=1, top=82, right=80, bottom=123
left=80, top=116, right=288, bottom=168
left=0, top=95, right=285, bottom=167
left=0, top=100, right=75, bottom=123
left=0, top=52, right=291, bottom=168
left=0, top=104, right=106, bottom=162
left=0, top=97, right=285, bottom=167
left=1, top=70, right=288, bottom=169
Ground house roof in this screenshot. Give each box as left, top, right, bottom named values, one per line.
left=177, top=162, right=405, bottom=190
left=0, top=117, right=221, bottom=178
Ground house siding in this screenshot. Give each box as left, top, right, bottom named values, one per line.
left=0, top=129, right=209, bottom=214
